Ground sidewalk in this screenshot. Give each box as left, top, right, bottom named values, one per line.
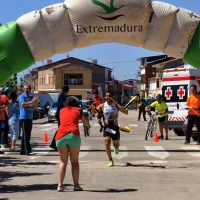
left=32, top=117, right=48, bottom=124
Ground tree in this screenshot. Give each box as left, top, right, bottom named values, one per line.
left=2, top=73, right=18, bottom=92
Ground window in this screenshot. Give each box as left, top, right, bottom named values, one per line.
left=49, top=76, right=51, bottom=85
left=52, top=76, right=54, bottom=84
left=64, top=74, right=83, bottom=85
left=42, top=77, right=43, bottom=85
left=44, top=77, right=46, bottom=85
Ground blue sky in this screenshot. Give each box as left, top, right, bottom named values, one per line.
left=1, top=0, right=200, bottom=80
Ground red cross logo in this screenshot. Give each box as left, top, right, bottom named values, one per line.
left=165, top=87, right=173, bottom=100
left=177, top=86, right=185, bottom=99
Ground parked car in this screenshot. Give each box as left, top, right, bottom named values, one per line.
left=48, top=102, right=58, bottom=123
left=33, top=106, right=45, bottom=120
left=127, top=102, right=137, bottom=110
left=182, top=119, right=197, bottom=141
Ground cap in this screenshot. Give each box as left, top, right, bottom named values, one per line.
left=156, top=94, right=162, bottom=100
left=92, top=90, right=98, bottom=94
left=3, top=87, right=11, bottom=93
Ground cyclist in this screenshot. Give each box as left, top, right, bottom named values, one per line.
left=145, top=94, right=169, bottom=140
left=96, top=90, right=128, bottom=167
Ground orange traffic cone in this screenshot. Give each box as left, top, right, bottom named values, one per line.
left=44, top=132, right=49, bottom=143
left=154, top=132, right=159, bottom=143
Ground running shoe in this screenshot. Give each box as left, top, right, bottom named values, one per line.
left=74, top=185, right=83, bottom=191
left=183, top=140, right=190, bottom=144
left=158, top=135, right=164, bottom=139
left=0, top=151, right=4, bottom=154
left=165, top=136, right=168, bottom=140
left=108, top=160, right=114, bottom=167
left=57, top=186, right=64, bottom=192
left=9, top=148, right=18, bottom=152
left=114, top=148, right=119, bottom=155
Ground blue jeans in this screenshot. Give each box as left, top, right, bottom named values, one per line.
left=185, top=115, right=200, bottom=143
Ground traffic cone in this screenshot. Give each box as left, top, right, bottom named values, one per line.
left=154, top=132, right=159, bottom=142
left=44, top=132, right=49, bottom=143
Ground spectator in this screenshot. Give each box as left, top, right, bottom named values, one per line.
left=8, top=92, right=20, bottom=151
left=138, top=97, right=147, bottom=121
left=55, top=97, right=89, bottom=191
left=0, top=87, right=11, bottom=149
left=183, top=85, right=200, bottom=145
left=86, top=97, right=93, bottom=120
left=19, top=85, right=39, bottom=155
left=146, top=94, right=169, bottom=140
left=0, top=96, right=6, bottom=154
left=50, top=85, right=69, bottom=150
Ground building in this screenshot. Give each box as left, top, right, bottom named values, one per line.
left=138, top=55, right=178, bottom=97
left=31, top=57, right=112, bottom=98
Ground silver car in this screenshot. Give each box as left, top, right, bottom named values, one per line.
left=48, top=102, right=57, bottom=123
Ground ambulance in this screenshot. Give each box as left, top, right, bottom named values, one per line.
left=161, top=64, right=200, bottom=136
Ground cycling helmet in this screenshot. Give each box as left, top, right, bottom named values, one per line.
left=156, top=94, right=162, bottom=100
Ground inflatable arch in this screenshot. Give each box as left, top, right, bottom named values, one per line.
left=1, top=0, right=200, bottom=85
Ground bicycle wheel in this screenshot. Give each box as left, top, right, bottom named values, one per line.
left=151, top=118, right=157, bottom=138
left=145, top=119, right=153, bottom=140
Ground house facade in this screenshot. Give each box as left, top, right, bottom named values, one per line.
left=31, top=57, right=112, bottom=98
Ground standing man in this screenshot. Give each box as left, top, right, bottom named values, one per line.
left=146, top=94, right=169, bottom=140
left=19, top=85, right=39, bottom=155
left=50, top=85, right=69, bottom=150
left=183, top=85, right=200, bottom=145
left=96, top=90, right=128, bottom=167
left=0, top=96, right=6, bottom=154
left=92, top=90, right=104, bottom=132
left=138, top=97, right=147, bottom=121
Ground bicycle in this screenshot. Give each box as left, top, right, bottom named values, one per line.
left=83, top=124, right=91, bottom=137
left=145, top=110, right=157, bottom=140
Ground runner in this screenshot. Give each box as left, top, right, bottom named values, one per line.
left=96, top=90, right=128, bottom=167
left=91, top=90, right=105, bottom=132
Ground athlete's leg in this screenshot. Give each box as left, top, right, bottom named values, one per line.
left=104, top=137, right=112, bottom=159
left=163, top=122, right=168, bottom=137
left=113, top=140, right=120, bottom=154
left=159, top=123, right=164, bottom=137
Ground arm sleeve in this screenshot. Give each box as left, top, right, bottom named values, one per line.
left=186, top=97, right=190, bottom=105
left=19, top=94, right=25, bottom=104
left=151, top=102, right=156, bottom=107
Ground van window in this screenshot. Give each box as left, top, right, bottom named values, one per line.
left=162, top=85, right=188, bottom=103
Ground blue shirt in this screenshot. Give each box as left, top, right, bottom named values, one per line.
left=56, top=93, right=67, bottom=116
left=8, top=102, right=20, bottom=121
left=19, top=93, right=34, bottom=120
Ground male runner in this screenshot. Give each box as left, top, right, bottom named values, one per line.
left=91, top=90, right=105, bottom=132
left=96, top=90, right=128, bottom=167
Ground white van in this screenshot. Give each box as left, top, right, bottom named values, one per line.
left=161, top=64, right=200, bottom=136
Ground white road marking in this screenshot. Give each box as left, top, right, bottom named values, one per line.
left=111, top=146, right=128, bottom=159
left=180, top=146, right=200, bottom=157
left=144, top=146, right=170, bottom=159
left=79, top=123, right=83, bottom=126
left=28, top=147, right=51, bottom=160
left=93, top=124, right=100, bottom=126
left=129, top=124, right=138, bottom=127
left=41, top=127, right=56, bottom=131
left=79, top=146, right=90, bottom=158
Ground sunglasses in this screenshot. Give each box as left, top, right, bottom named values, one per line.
left=25, top=88, right=31, bottom=90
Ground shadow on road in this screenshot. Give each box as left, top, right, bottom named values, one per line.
left=85, top=188, right=137, bottom=193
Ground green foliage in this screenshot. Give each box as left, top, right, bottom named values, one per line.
left=2, top=73, right=18, bottom=92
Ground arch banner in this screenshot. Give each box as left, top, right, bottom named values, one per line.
left=0, top=0, right=200, bottom=85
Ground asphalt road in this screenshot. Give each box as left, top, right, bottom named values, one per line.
left=1, top=110, right=200, bottom=200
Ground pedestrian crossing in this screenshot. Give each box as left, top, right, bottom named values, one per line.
left=1, top=145, right=200, bottom=160
left=37, top=123, right=138, bottom=131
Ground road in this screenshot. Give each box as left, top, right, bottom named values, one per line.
left=1, top=110, right=200, bottom=200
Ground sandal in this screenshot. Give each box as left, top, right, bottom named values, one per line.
left=74, top=185, right=83, bottom=191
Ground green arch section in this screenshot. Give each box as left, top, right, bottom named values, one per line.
left=184, top=23, right=200, bottom=69
left=0, top=21, right=35, bottom=86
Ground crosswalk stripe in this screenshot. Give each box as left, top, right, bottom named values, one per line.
left=129, top=124, right=138, bottom=127
left=180, top=146, right=200, bottom=157
left=144, top=146, right=170, bottom=159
